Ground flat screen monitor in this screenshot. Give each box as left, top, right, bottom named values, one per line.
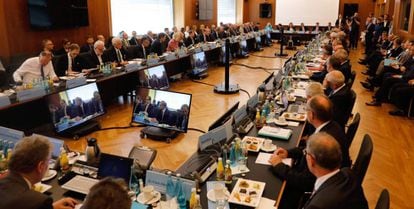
left=132, top=88, right=192, bottom=132
left=208, top=101, right=239, bottom=131
left=138, top=65, right=169, bottom=89
left=45, top=83, right=105, bottom=133
left=233, top=104, right=248, bottom=125
left=98, top=153, right=133, bottom=185
left=240, top=40, right=248, bottom=52
left=191, top=51, right=208, bottom=75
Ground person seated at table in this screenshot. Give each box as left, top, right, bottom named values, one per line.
left=184, top=30, right=198, bottom=47
left=70, top=97, right=90, bottom=119
left=334, top=49, right=352, bottom=82
left=299, top=23, right=307, bottom=32
left=313, top=22, right=320, bottom=32
left=323, top=70, right=353, bottom=128
left=218, top=26, right=228, bottom=39
left=305, top=82, right=324, bottom=100
left=55, top=43, right=86, bottom=76
left=301, top=133, right=368, bottom=209
left=56, top=99, right=72, bottom=123
left=104, top=37, right=129, bottom=66
left=84, top=40, right=109, bottom=68
left=198, top=28, right=213, bottom=43
left=81, top=35, right=95, bottom=53
left=80, top=177, right=131, bottom=209
left=167, top=32, right=184, bottom=52
left=150, top=33, right=167, bottom=56
left=89, top=91, right=104, bottom=114
left=129, top=31, right=139, bottom=46
left=288, top=22, right=295, bottom=32
left=13, top=51, right=59, bottom=84
left=269, top=95, right=351, bottom=209
left=388, top=79, right=414, bottom=116
left=176, top=104, right=189, bottom=131
left=0, top=135, right=78, bottom=209
left=55, top=38, right=71, bottom=56
left=153, top=101, right=173, bottom=125
left=135, top=36, right=151, bottom=59
left=134, top=96, right=155, bottom=117
left=40, top=39, right=55, bottom=55
left=308, top=45, right=334, bottom=83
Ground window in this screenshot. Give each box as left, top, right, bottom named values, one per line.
left=110, top=0, right=173, bottom=36
left=399, top=0, right=412, bottom=31
left=217, top=0, right=236, bottom=25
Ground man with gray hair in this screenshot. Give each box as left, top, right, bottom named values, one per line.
left=302, top=132, right=368, bottom=209
left=84, top=40, right=109, bottom=68
left=0, top=136, right=78, bottom=209
left=306, top=82, right=324, bottom=100
left=324, top=70, right=353, bottom=127
left=103, top=37, right=128, bottom=65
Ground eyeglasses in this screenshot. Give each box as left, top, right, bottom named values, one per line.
left=303, top=149, right=314, bottom=159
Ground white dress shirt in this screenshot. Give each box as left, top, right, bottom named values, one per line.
left=314, top=169, right=340, bottom=192
left=67, top=53, right=73, bottom=72
left=13, top=57, right=57, bottom=84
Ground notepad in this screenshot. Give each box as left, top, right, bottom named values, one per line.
left=258, top=126, right=292, bottom=140
left=255, top=152, right=292, bottom=166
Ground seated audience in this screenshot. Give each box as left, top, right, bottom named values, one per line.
left=81, top=177, right=131, bottom=209
left=184, top=30, right=198, bottom=47
left=167, top=32, right=183, bottom=52
left=80, top=35, right=95, bottom=53
left=55, top=38, right=71, bottom=56
left=198, top=28, right=213, bottom=43
left=0, top=135, right=78, bottom=209
left=104, top=37, right=128, bottom=65
left=13, top=51, right=59, bottom=84
left=150, top=33, right=167, bottom=56
left=84, top=40, right=109, bottom=68
left=129, top=31, right=138, bottom=46
left=302, top=132, right=368, bottom=209
left=55, top=44, right=85, bottom=76
left=388, top=79, right=414, bottom=116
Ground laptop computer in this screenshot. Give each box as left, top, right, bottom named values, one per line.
left=62, top=153, right=133, bottom=194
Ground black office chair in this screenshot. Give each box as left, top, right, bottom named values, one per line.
left=127, top=45, right=139, bottom=59
left=348, top=70, right=356, bottom=87
left=375, top=189, right=390, bottom=209
left=352, top=134, right=373, bottom=185
left=345, top=112, right=360, bottom=150
left=345, top=89, right=357, bottom=123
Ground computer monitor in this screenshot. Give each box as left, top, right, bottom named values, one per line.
left=32, top=134, right=64, bottom=158
left=45, top=83, right=105, bottom=133
left=208, top=101, right=239, bottom=131
left=138, top=65, right=169, bottom=89
left=240, top=40, right=248, bottom=55
left=132, top=87, right=192, bottom=132
left=190, top=51, right=208, bottom=75
left=98, top=153, right=133, bottom=185
left=233, top=104, right=248, bottom=125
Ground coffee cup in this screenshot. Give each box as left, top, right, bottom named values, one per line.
left=264, top=139, right=273, bottom=149
left=213, top=183, right=226, bottom=200
left=142, top=185, right=154, bottom=200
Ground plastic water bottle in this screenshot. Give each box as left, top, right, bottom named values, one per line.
left=229, top=142, right=236, bottom=166
left=166, top=171, right=176, bottom=200
left=175, top=174, right=187, bottom=209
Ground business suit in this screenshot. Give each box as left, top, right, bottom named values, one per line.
left=81, top=44, right=93, bottom=53
left=339, top=60, right=352, bottom=82
left=150, top=39, right=165, bottom=56
left=155, top=108, right=172, bottom=125
left=365, top=23, right=375, bottom=54
left=129, top=37, right=139, bottom=46
left=134, top=45, right=150, bottom=59
left=198, top=34, right=213, bottom=43
left=175, top=111, right=188, bottom=130
left=83, top=49, right=109, bottom=69
left=184, top=36, right=197, bottom=47
left=135, top=102, right=155, bottom=117
left=329, top=85, right=353, bottom=128
left=104, top=46, right=128, bottom=63
left=303, top=168, right=368, bottom=209
left=335, top=18, right=345, bottom=28
left=54, top=54, right=85, bottom=76
left=69, top=102, right=90, bottom=118
left=0, top=172, right=54, bottom=209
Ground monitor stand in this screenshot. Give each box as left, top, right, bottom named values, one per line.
left=140, top=126, right=179, bottom=143
left=60, top=120, right=101, bottom=140
left=188, top=72, right=208, bottom=80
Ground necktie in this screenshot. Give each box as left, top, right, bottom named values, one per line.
left=40, top=65, right=45, bottom=79
left=161, top=110, right=165, bottom=122
left=116, top=49, right=123, bottom=62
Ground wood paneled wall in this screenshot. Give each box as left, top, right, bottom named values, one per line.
left=184, top=0, right=218, bottom=29
left=392, top=0, right=414, bottom=40
left=0, top=0, right=111, bottom=64
left=244, top=0, right=276, bottom=28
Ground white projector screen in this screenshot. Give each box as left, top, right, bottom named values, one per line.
left=275, top=0, right=340, bottom=26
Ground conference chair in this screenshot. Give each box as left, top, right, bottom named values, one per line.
left=375, top=189, right=390, bottom=209
left=345, top=89, right=357, bottom=123
left=348, top=70, right=356, bottom=87
left=352, top=134, right=373, bottom=185
left=345, top=112, right=360, bottom=150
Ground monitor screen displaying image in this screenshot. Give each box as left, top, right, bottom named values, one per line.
left=138, top=65, right=169, bottom=89
left=132, top=88, right=192, bottom=132
left=191, top=51, right=208, bottom=75
left=45, top=83, right=105, bottom=133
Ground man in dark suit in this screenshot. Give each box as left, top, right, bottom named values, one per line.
left=89, top=91, right=104, bottom=114
left=269, top=95, right=351, bottom=209
left=55, top=99, right=72, bottom=123
left=134, top=36, right=151, bottom=59
left=55, top=38, right=71, bottom=56
left=84, top=40, right=109, bottom=68
left=198, top=28, right=213, bottom=43
left=154, top=101, right=173, bottom=125
left=70, top=97, right=90, bottom=118
left=103, top=37, right=128, bottom=65
left=302, top=132, right=368, bottom=209
left=150, top=33, right=167, bottom=56
left=129, top=31, right=139, bottom=46
left=184, top=30, right=198, bottom=47
left=324, top=70, right=353, bottom=128
left=335, top=14, right=345, bottom=28
left=0, top=136, right=77, bottom=209
left=365, top=17, right=376, bottom=55
left=55, top=43, right=86, bottom=76
left=176, top=104, right=189, bottom=131
left=134, top=96, right=155, bottom=117
left=81, top=35, right=95, bottom=53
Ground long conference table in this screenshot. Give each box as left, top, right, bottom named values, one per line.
left=2, top=31, right=317, bottom=208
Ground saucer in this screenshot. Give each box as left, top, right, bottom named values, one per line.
left=137, top=191, right=161, bottom=205
left=207, top=189, right=230, bottom=202
left=42, top=170, right=57, bottom=182
left=274, top=120, right=289, bottom=126
left=261, top=144, right=277, bottom=152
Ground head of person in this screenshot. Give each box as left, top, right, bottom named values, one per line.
left=377, top=17, right=383, bottom=24
left=306, top=94, right=333, bottom=126
left=327, top=55, right=342, bottom=72
left=86, top=36, right=94, bottom=45
left=306, top=82, right=324, bottom=100
left=93, top=91, right=100, bottom=100
left=393, top=38, right=402, bottom=48
left=122, top=32, right=128, bottom=40
left=141, top=37, right=150, bottom=48
left=145, top=96, right=151, bottom=104
left=338, top=14, right=342, bottom=19
left=94, top=40, right=105, bottom=56
left=316, top=22, right=320, bottom=26
left=305, top=132, right=342, bottom=176
left=204, top=28, right=211, bottom=36
left=81, top=177, right=131, bottom=209
left=354, top=12, right=359, bottom=18
left=112, top=37, right=123, bottom=49
left=68, top=44, right=80, bottom=59
left=158, top=33, right=167, bottom=42
left=181, top=104, right=189, bottom=115
left=402, top=40, right=413, bottom=49
left=188, top=30, right=195, bottom=38
left=62, top=38, right=71, bottom=50
left=42, top=39, right=54, bottom=52
left=8, top=136, right=52, bottom=184
left=322, top=45, right=333, bottom=59
left=325, top=70, right=345, bottom=90
left=333, top=49, right=348, bottom=63
left=328, top=22, right=332, bottom=27
left=60, top=99, right=67, bottom=107
left=75, top=97, right=83, bottom=106
left=159, top=101, right=167, bottom=110
left=97, top=35, right=105, bottom=42
left=211, top=24, right=216, bottom=30
left=173, top=32, right=183, bottom=41
left=172, top=26, right=178, bottom=33
left=39, top=51, right=53, bottom=66
left=289, top=22, right=294, bottom=28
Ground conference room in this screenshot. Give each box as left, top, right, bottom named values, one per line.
left=0, top=0, right=413, bottom=209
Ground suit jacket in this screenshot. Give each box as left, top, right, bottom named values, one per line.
left=84, top=50, right=109, bottom=69
left=339, top=60, right=352, bottom=82
left=303, top=168, right=368, bottom=209
left=129, top=37, right=139, bottom=46
left=0, top=172, right=54, bottom=209
left=150, top=39, right=165, bottom=56
left=81, top=44, right=94, bottom=53
left=329, top=85, right=353, bottom=127
left=155, top=108, right=173, bottom=125
left=198, top=34, right=213, bottom=42
left=55, top=54, right=85, bottom=76
left=134, top=45, right=150, bottom=59
left=184, top=37, right=197, bottom=47
left=104, top=46, right=128, bottom=63
left=135, top=103, right=155, bottom=117
left=387, top=46, right=403, bottom=58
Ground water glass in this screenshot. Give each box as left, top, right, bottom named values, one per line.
left=216, top=198, right=227, bottom=209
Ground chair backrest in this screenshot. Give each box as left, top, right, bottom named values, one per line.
left=346, top=89, right=357, bottom=121
left=348, top=70, right=356, bottom=87
left=375, top=189, right=390, bottom=209
left=346, top=112, right=360, bottom=149
left=352, top=134, right=373, bottom=185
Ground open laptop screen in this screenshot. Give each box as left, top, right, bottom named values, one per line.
left=98, top=153, right=133, bottom=185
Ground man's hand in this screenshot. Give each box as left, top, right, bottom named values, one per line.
left=268, top=154, right=283, bottom=166
left=274, top=147, right=288, bottom=158
left=53, top=197, right=78, bottom=209
left=408, top=79, right=414, bottom=86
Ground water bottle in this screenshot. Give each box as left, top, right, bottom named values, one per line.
left=166, top=171, right=175, bottom=200
left=229, top=142, right=236, bottom=166
left=175, top=174, right=187, bottom=209
left=221, top=145, right=228, bottom=166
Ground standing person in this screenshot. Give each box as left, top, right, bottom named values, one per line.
left=365, top=16, right=375, bottom=55
left=349, top=12, right=361, bottom=50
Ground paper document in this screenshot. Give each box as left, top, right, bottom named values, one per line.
left=255, top=197, right=277, bottom=209
left=255, top=152, right=292, bottom=166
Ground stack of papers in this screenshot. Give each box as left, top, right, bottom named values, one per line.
left=293, top=89, right=307, bottom=98
left=258, top=126, right=292, bottom=140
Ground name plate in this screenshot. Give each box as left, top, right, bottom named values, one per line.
left=194, top=47, right=202, bottom=53
left=66, top=76, right=87, bottom=89
left=177, top=50, right=187, bottom=58
left=0, top=126, right=24, bottom=143
left=146, top=58, right=159, bottom=66
left=165, top=53, right=176, bottom=61
left=202, top=44, right=210, bottom=51
left=208, top=42, right=216, bottom=49
left=145, top=170, right=195, bottom=200
left=125, top=62, right=140, bottom=72
left=16, top=87, right=46, bottom=102
left=0, top=95, right=11, bottom=108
